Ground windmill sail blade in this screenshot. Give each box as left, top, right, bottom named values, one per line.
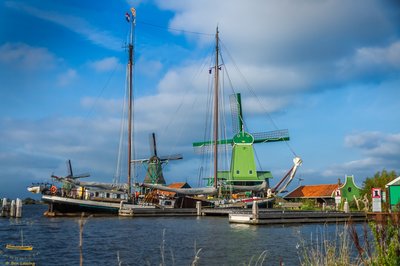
left=150, top=132, right=157, bottom=157
left=131, top=158, right=150, bottom=164
left=72, top=173, right=90, bottom=179
left=159, top=154, right=183, bottom=161
left=66, top=160, right=73, bottom=178
left=252, top=129, right=290, bottom=143
left=230, top=94, right=241, bottom=135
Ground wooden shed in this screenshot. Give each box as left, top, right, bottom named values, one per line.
left=386, top=176, right=400, bottom=210
left=284, top=184, right=339, bottom=206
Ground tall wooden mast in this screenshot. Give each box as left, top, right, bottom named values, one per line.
left=127, top=8, right=136, bottom=197
left=213, top=28, right=219, bottom=189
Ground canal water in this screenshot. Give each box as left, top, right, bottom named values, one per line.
left=0, top=205, right=365, bottom=265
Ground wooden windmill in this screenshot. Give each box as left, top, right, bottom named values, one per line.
left=193, top=93, right=290, bottom=189
left=134, top=133, right=183, bottom=185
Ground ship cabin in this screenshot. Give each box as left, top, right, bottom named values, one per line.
left=82, top=188, right=128, bottom=203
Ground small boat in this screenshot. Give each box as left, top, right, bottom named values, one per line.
left=6, top=230, right=33, bottom=251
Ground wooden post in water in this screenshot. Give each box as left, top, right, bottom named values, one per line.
left=1, top=198, right=7, bottom=217
left=10, top=200, right=16, bottom=217
left=252, top=201, right=259, bottom=220
left=78, top=213, right=91, bottom=266
left=196, top=201, right=202, bottom=216
left=16, top=198, right=22, bottom=218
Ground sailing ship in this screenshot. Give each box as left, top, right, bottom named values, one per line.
left=6, top=230, right=33, bottom=251
left=143, top=28, right=302, bottom=206
left=27, top=8, right=158, bottom=215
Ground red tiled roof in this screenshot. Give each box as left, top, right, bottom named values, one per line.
left=284, top=184, right=339, bottom=198
left=167, top=182, right=190, bottom=189
left=158, top=182, right=191, bottom=197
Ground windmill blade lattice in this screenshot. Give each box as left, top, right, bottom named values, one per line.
left=159, top=154, right=183, bottom=161
left=251, top=129, right=290, bottom=143
left=230, top=94, right=240, bottom=135
left=193, top=143, right=233, bottom=154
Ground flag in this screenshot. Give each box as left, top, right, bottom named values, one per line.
left=125, top=12, right=130, bottom=22
left=131, top=7, right=136, bottom=17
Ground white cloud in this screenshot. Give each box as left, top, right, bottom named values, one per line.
left=154, top=0, right=400, bottom=98
left=57, top=69, right=77, bottom=87
left=157, top=0, right=396, bottom=64
left=345, top=132, right=400, bottom=159
left=80, top=97, right=124, bottom=115
left=88, top=57, right=122, bottom=72
left=136, top=58, right=163, bottom=77
left=126, top=0, right=149, bottom=7
left=0, top=116, right=124, bottom=183
left=337, top=41, right=400, bottom=79
left=5, top=2, right=122, bottom=51
left=322, top=132, right=400, bottom=179
left=0, top=42, right=57, bottom=70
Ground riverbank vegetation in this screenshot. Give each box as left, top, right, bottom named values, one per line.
left=299, top=214, right=400, bottom=266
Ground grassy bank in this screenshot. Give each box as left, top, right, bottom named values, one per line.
left=299, top=213, right=400, bottom=266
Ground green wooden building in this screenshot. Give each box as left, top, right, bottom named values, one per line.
left=386, top=176, right=400, bottom=210
left=339, top=175, right=361, bottom=202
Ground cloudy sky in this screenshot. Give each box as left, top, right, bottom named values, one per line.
left=1, top=0, right=399, bottom=199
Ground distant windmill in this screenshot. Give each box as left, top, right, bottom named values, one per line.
left=133, top=133, right=183, bottom=184
left=51, top=160, right=90, bottom=181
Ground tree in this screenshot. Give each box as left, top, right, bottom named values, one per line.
left=360, top=169, right=398, bottom=210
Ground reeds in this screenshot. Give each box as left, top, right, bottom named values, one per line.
left=299, top=214, right=400, bottom=266
left=298, top=223, right=360, bottom=266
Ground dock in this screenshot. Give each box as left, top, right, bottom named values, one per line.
left=45, top=208, right=199, bottom=217
left=44, top=204, right=368, bottom=225
left=227, top=210, right=367, bottom=224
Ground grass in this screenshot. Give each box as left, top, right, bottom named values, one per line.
left=298, top=214, right=400, bottom=266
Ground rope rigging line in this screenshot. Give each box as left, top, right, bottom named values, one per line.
left=219, top=53, right=247, bottom=133
left=113, top=66, right=129, bottom=184
left=219, top=40, right=298, bottom=157
left=84, top=62, right=119, bottom=120
left=162, top=42, right=214, bottom=159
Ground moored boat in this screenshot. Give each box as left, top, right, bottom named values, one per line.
left=143, top=28, right=302, bottom=206
left=27, top=8, right=159, bottom=216
left=6, top=230, right=33, bottom=251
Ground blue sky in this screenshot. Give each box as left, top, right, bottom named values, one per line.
left=1, top=0, right=399, bottom=199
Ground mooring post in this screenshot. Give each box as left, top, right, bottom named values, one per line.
left=344, top=200, right=349, bottom=213
left=196, top=201, right=202, bottom=216
left=16, top=198, right=22, bottom=218
left=252, top=201, right=259, bottom=220
left=1, top=198, right=7, bottom=217
left=10, top=200, right=16, bottom=217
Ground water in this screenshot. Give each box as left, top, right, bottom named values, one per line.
left=0, top=205, right=366, bottom=265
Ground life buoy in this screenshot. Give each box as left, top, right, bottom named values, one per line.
left=50, top=185, right=57, bottom=194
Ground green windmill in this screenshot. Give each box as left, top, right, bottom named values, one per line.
left=193, top=93, right=290, bottom=191
left=134, top=133, right=183, bottom=185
